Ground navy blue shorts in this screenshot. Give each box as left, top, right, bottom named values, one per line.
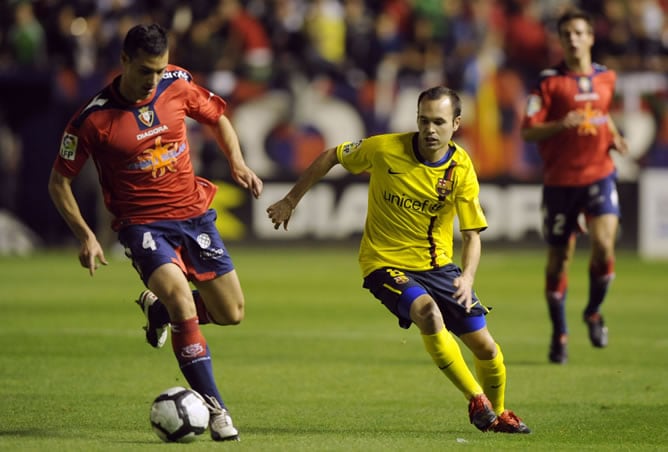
left=542, top=172, right=621, bottom=246
left=117, top=209, right=234, bottom=285
left=363, top=265, right=490, bottom=336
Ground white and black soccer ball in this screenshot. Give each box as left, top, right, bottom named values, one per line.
left=149, top=387, right=210, bottom=443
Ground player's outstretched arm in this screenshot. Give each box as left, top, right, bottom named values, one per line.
left=607, top=115, right=629, bottom=156
left=453, top=229, right=483, bottom=313
left=267, top=148, right=339, bottom=230
left=211, top=114, right=263, bottom=199
left=522, top=110, right=584, bottom=142
left=48, top=169, right=108, bottom=276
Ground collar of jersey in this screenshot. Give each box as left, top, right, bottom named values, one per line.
left=412, top=133, right=456, bottom=167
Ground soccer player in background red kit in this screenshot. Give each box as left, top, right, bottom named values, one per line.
left=521, top=9, right=628, bottom=364
left=48, top=24, right=263, bottom=440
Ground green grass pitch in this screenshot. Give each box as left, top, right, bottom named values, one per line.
left=1, top=246, right=666, bottom=451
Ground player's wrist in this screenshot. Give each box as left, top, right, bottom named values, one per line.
left=284, top=196, right=296, bottom=210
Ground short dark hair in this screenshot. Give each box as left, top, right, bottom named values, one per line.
left=417, top=86, right=462, bottom=118
left=122, top=24, right=168, bottom=59
left=557, top=9, right=593, bottom=34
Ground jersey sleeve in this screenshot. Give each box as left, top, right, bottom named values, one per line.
left=455, top=157, right=488, bottom=231
left=336, top=138, right=370, bottom=174
left=52, top=116, right=93, bottom=178
left=182, top=74, right=227, bottom=125
left=522, top=70, right=554, bottom=128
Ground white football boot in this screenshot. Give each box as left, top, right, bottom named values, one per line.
left=135, top=290, right=169, bottom=348
left=205, top=395, right=240, bottom=441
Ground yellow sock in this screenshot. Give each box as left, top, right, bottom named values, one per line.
left=474, top=343, right=506, bottom=414
left=422, top=328, right=483, bottom=400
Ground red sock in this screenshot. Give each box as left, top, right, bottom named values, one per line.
left=545, top=274, right=568, bottom=302
left=589, top=257, right=615, bottom=282
left=171, top=317, right=207, bottom=365
left=170, top=317, right=224, bottom=406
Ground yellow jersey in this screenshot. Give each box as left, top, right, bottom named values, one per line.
left=336, top=132, right=488, bottom=276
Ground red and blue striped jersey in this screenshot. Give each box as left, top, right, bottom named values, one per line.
left=53, top=65, right=226, bottom=230
left=522, top=62, right=617, bottom=186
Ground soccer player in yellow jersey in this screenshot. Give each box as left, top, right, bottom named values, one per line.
left=267, top=86, right=530, bottom=433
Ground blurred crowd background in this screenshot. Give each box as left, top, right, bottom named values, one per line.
left=1, top=0, right=668, bottom=249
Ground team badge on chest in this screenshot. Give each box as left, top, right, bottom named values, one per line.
left=137, top=106, right=155, bottom=128
left=577, top=76, right=592, bottom=93
left=436, top=161, right=457, bottom=200
left=436, top=178, right=453, bottom=197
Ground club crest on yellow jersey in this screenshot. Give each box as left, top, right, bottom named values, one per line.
left=437, top=178, right=453, bottom=197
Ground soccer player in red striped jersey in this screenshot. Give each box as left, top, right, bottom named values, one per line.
left=48, top=24, right=263, bottom=440
left=521, top=9, right=628, bottom=364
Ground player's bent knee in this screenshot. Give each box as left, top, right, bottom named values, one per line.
left=410, top=297, right=442, bottom=331
left=210, top=305, right=244, bottom=325
left=225, top=310, right=244, bottom=325
left=472, top=343, right=497, bottom=360
left=461, top=330, right=498, bottom=360
left=479, top=341, right=499, bottom=360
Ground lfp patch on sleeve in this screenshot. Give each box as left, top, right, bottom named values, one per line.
left=59, top=133, right=78, bottom=160
left=342, top=139, right=363, bottom=155
left=526, top=94, right=542, bottom=117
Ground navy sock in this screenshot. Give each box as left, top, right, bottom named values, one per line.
left=546, top=275, right=568, bottom=337
left=584, top=272, right=612, bottom=317
left=547, top=291, right=567, bottom=337
left=172, top=318, right=226, bottom=409
left=584, top=259, right=615, bottom=317
left=179, top=346, right=225, bottom=408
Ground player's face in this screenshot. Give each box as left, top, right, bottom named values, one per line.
left=120, top=49, right=169, bottom=102
left=558, top=18, right=593, bottom=61
left=417, top=96, right=461, bottom=161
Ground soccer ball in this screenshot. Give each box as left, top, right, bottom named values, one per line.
left=149, top=387, right=210, bottom=443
